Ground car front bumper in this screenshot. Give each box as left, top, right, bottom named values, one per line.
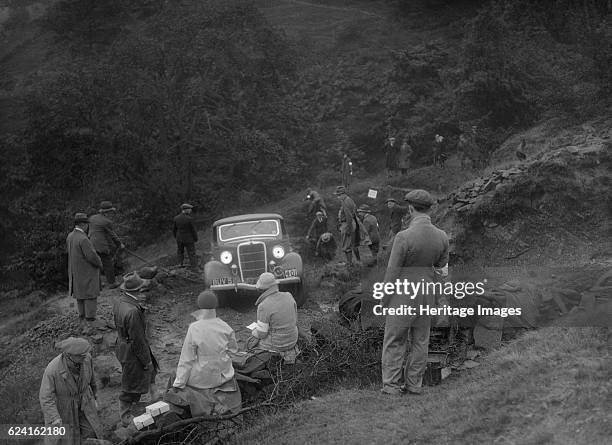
left=210, top=276, right=301, bottom=292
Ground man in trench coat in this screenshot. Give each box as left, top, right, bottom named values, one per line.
left=39, top=337, right=103, bottom=445
left=67, top=213, right=103, bottom=328
left=113, top=274, right=159, bottom=427
left=89, top=201, right=124, bottom=288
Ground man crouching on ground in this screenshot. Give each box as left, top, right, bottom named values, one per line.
left=380, top=189, right=449, bottom=395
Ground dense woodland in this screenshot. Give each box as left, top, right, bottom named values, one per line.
left=1, top=0, right=611, bottom=289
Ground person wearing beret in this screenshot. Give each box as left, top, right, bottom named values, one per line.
left=386, top=198, right=408, bottom=243
left=39, top=337, right=103, bottom=445
left=173, top=203, right=199, bottom=270
left=88, top=201, right=124, bottom=289
left=165, top=291, right=241, bottom=416
left=334, top=185, right=362, bottom=267
left=304, top=188, right=327, bottom=219
left=113, top=274, right=159, bottom=427
left=67, top=213, right=103, bottom=330
left=357, top=204, right=380, bottom=262
left=381, top=189, right=449, bottom=396
left=306, top=211, right=328, bottom=256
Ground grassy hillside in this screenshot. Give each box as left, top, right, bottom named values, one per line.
left=232, top=327, right=612, bottom=445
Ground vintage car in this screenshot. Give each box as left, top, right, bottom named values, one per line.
left=204, top=213, right=306, bottom=306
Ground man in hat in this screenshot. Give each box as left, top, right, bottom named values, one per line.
left=39, top=337, right=103, bottom=444
left=166, top=290, right=241, bottom=416
left=251, top=272, right=299, bottom=363
left=305, top=188, right=327, bottom=219
left=386, top=198, right=407, bottom=244
left=316, top=232, right=337, bottom=261
left=67, top=213, right=103, bottom=330
left=173, top=203, right=199, bottom=269
left=306, top=211, right=328, bottom=256
left=334, top=185, right=360, bottom=266
left=113, top=274, right=159, bottom=427
left=89, top=201, right=124, bottom=288
left=385, top=136, right=399, bottom=179
left=380, top=189, right=449, bottom=395
left=357, top=204, right=380, bottom=262
left=341, top=153, right=353, bottom=190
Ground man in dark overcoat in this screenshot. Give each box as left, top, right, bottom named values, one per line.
left=89, top=201, right=124, bottom=288
left=113, top=274, right=159, bottom=427
left=173, top=203, right=199, bottom=269
left=67, top=213, right=103, bottom=328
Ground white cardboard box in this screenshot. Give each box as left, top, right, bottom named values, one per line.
left=133, top=413, right=154, bottom=430
left=145, top=401, right=170, bottom=417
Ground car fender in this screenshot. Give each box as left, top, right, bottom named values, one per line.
left=280, top=252, right=303, bottom=276
left=204, top=260, right=232, bottom=287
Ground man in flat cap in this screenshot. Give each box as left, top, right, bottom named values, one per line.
left=173, top=203, right=199, bottom=270
left=357, top=204, right=380, bottom=263
left=114, top=274, right=159, bottom=427
left=306, top=210, right=328, bottom=256
left=334, top=185, right=360, bottom=266
left=304, top=188, right=327, bottom=219
left=67, top=213, right=103, bottom=331
left=386, top=198, right=408, bottom=246
left=39, top=337, right=103, bottom=444
left=380, top=189, right=449, bottom=395
left=89, top=201, right=124, bottom=289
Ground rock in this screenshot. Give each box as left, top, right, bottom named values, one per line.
left=462, top=360, right=480, bottom=369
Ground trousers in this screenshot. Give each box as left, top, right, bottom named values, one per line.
left=381, top=309, right=431, bottom=391
left=98, top=252, right=116, bottom=285
left=76, top=298, right=97, bottom=320
left=177, top=242, right=197, bottom=267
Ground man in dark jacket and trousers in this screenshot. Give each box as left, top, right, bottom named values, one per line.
left=88, top=201, right=124, bottom=288
left=341, top=154, right=353, bottom=191
left=306, top=211, right=328, bottom=256
left=67, top=213, right=103, bottom=330
left=380, top=190, right=449, bottom=395
left=334, top=185, right=361, bottom=266
left=357, top=204, right=380, bottom=262
left=173, top=203, right=199, bottom=269
left=386, top=198, right=407, bottom=246
left=39, top=337, right=103, bottom=445
left=114, top=274, right=159, bottom=428
left=305, top=188, right=327, bottom=218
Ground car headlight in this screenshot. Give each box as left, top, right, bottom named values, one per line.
left=220, top=251, right=233, bottom=264
left=272, top=245, right=285, bottom=259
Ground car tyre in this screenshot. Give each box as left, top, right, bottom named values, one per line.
left=289, top=283, right=307, bottom=308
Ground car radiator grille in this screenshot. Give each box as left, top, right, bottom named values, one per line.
left=238, top=242, right=266, bottom=283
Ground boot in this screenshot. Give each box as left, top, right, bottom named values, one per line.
left=119, top=400, right=134, bottom=427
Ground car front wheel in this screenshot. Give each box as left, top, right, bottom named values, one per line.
left=287, top=283, right=307, bottom=308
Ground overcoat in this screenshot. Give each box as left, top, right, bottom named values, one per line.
left=361, top=213, right=380, bottom=245
left=39, top=353, right=103, bottom=445
left=67, top=229, right=102, bottom=300
left=173, top=213, right=198, bottom=244
left=113, top=294, right=158, bottom=393
left=88, top=213, right=121, bottom=254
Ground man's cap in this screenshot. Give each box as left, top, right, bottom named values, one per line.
left=386, top=198, right=398, bottom=204
left=334, top=185, right=347, bottom=195
left=120, top=273, right=149, bottom=292
left=315, top=211, right=324, bottom=216
left=256, top=272, right=279, bottom=290
left=99, top=201, right=116, bottom=212
left=74, top=212, right=89, bottom=223
left=56, top=337, right=91, bottom=355
left=357, top=204, right=371, bottom=213
left=197, top=290, right=218, bottom=309
left=404, top=189, right=435, bottom=207
left=181, top=203, right=193, bottom=210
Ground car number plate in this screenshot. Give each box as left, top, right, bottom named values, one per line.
left=284, top=269, right=298, bottom=278
left=212, top=277, right=231, bottom=285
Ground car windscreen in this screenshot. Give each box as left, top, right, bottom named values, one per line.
left=218, top=220, right=280, bottom=242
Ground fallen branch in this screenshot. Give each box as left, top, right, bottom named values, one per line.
left=118, top=403, right=272, bottom=445
left=504, top=247, right=533, bottom=260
